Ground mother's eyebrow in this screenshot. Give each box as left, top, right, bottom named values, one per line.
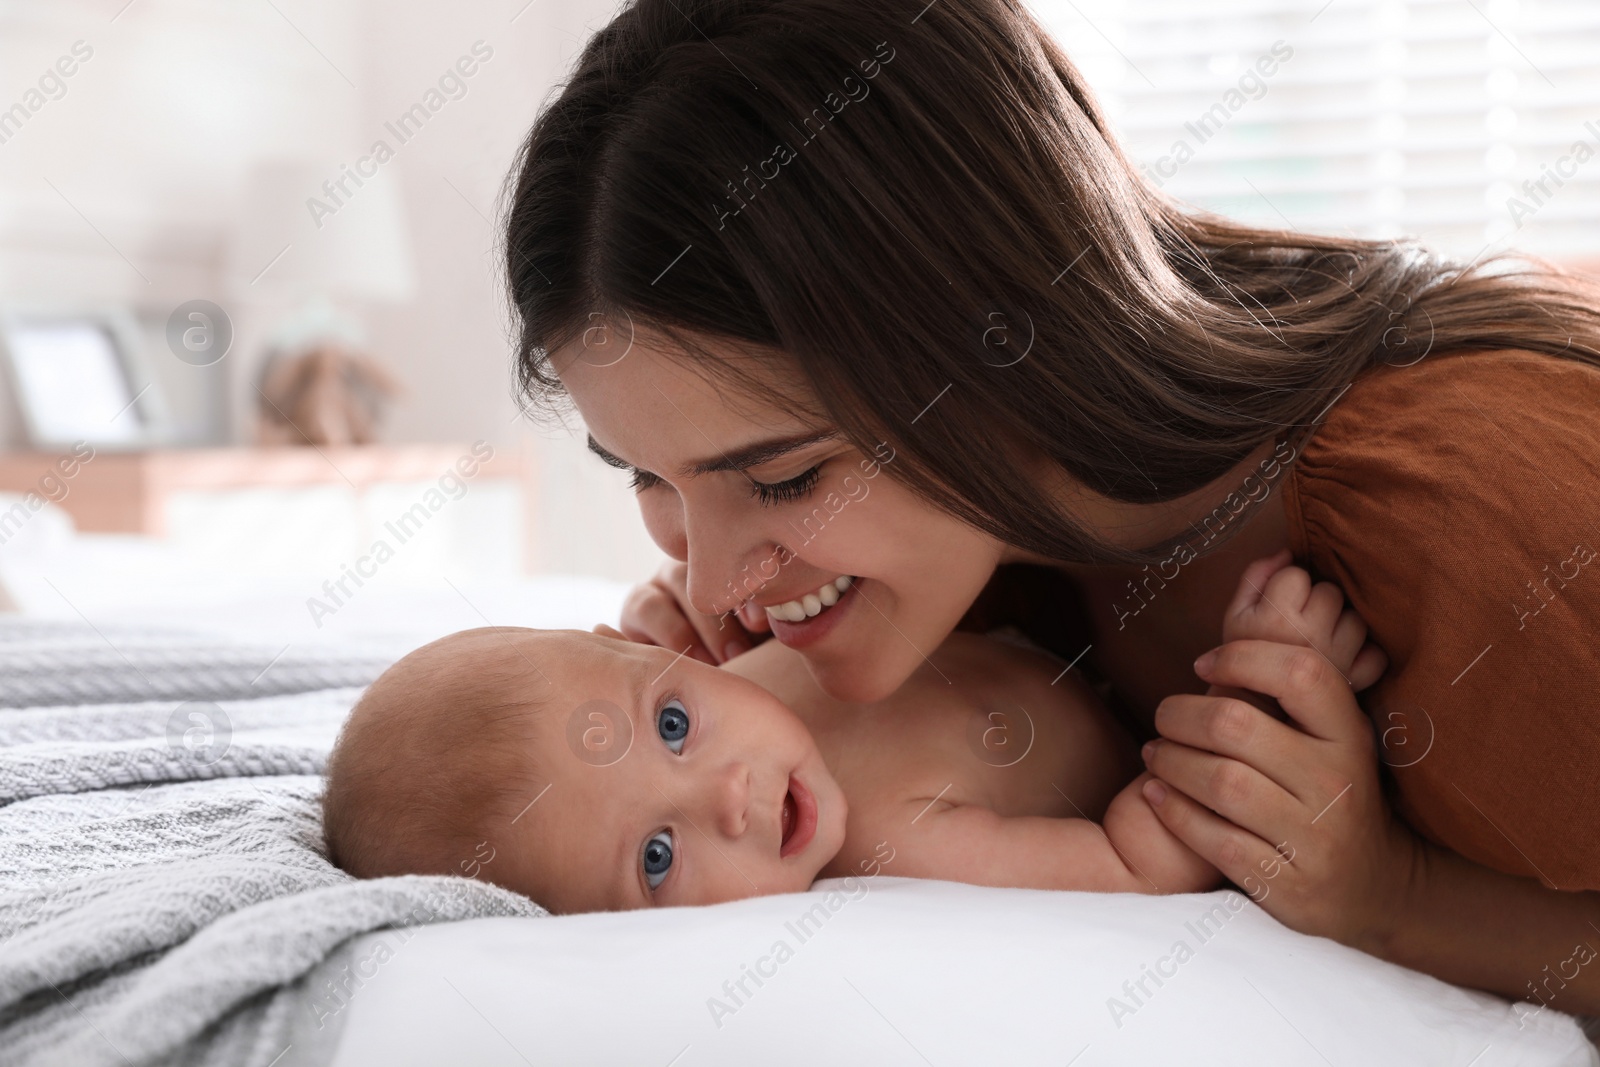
left=685, top=432, right=836, bottom=477
left=586, top=432, right=837, bottom=478
left=586, top=436, right=633, bottom=470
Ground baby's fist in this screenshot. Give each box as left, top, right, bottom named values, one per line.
left=1222, top=550, right=1382, bottom=688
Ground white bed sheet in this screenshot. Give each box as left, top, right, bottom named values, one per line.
left=317, top=879, right=1595, bottom=1067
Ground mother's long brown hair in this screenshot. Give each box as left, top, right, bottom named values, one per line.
left=501, top=0, right=1600, bottom=565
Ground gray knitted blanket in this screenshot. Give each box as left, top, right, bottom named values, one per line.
left=0, top=620, right=546, bottom=1067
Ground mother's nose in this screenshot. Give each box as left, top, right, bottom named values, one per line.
left=683, top=522, right=787, bottom=618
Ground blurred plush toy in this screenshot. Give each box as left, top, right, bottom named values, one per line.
left=255, top=343, right=403, bottom=447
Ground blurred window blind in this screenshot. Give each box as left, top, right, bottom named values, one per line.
left=1028, top=0, right=1600, bottom=262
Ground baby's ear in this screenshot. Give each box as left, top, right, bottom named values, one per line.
left=592, top=623, right=628, bottom=641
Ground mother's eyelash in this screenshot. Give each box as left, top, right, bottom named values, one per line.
left=750, top=466, right=820, bottom=506
left=623, top=462, right=822, bottom=504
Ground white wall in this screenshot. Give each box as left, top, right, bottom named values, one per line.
left=355, top=0, right=668, bottom=580
left=0, top=0, right=666, bottom=582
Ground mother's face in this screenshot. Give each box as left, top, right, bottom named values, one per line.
left=556, top=328, right=1005, bottom=703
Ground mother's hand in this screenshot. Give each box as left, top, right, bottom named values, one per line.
left=619, top=560, right=768, bottom=665
left=1139, top=639, right=1424, bottom=953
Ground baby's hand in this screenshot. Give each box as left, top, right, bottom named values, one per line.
left=1221, top=549, right=1386, bottom=691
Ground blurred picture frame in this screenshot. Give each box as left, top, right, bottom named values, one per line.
left=0, top=308, right=170, bottom=450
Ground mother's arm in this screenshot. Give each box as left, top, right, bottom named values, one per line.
left=1142, top=639, right=1600, bottom=1016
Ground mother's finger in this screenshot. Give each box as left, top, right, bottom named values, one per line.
left=1143, top=739, right=1305, bottom=835
left=619, top=587, right=718, bottom=664
left=1141, top=777, right=1286, bottom=894
left=1153, top=693, right=1313, bottom=790
left=1194, top=639, right=1369, bottom=745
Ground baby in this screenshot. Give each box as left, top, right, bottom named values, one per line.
left=323, top=554, right=1375, bottom=913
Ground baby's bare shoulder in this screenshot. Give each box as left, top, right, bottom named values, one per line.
left=919, top=630, right=1098, bottom=722
left=864, top=632, right=1136, bottom=811
left=927, top=628, right=1063, bottom=676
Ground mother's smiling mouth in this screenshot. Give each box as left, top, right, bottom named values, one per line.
left=764, top=575, right=854, bottom=624
left=764, top=577, right=860, bottom=651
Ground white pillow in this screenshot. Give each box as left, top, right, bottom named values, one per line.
left=309, top=878, right=1596, bottom=1066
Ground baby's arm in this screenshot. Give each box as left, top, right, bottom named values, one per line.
left=838, top=639, right=1215, bottom=894
left=927, top=553, right=1377, bottom=896
left=873, top=801, right=1206, bottom=894
left=1096, top=773, right=1223, bottom=893
left=859, top=649, right=1221, bottom=895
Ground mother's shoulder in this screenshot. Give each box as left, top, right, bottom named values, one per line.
left=1339, top=346, right=1600, bottom=417
left=1285, top=346, right=1600, bottom=569
left=1304, top=347, right=1600, bottom=465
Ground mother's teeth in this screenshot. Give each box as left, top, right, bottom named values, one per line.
left=766, top=577, right=855, bottom=623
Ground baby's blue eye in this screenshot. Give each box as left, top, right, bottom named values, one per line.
left=643, top=831, right=674, bottom=889
left=657, top=699, right=689, bottom=753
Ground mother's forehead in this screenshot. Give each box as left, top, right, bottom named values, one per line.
left=555, top=331, right=817, bottom=433
left=551, top=321, right=777, bottom=380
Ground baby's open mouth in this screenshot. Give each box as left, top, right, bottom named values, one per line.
left=780, top=774, right=818, bottom=858
left=780, top=789, right=796, bottom=849
left=764, top=576, right=854, bottom=624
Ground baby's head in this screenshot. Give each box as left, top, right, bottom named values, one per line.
left=323, top=627, right=846, bottom=914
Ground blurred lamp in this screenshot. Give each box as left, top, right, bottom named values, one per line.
left=226, top=158, right=417, bottom=351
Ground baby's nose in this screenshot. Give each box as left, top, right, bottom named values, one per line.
left=709, top=762, right=751, bottom=839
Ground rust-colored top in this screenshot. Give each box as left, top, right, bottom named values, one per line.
left=1284, top=348, right=1600, bottom=891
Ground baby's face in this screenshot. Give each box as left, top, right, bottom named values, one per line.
left=501, top=631, right=847, bottom=913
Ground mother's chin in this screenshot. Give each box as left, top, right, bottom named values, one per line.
left=784, top=589, right=960, bottom=705
left=767, top=549, right=1005, bottom=703
left=801, top=642, right=932, bottom=705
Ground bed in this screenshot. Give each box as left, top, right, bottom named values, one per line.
left=0, top=532, right=1594, bottom=1066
